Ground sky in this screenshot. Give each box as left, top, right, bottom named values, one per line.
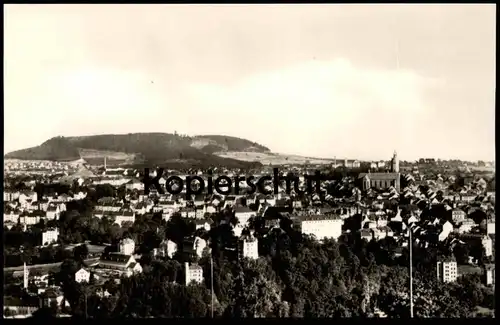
left=4, top=4, right=496, bottom=161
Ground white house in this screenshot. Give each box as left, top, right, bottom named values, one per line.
left=19, top=191, right=38, bottom=204
left=487, top=220, right=495, bottom=234
left=126, top=179, right=144, bottom=191
left=193, top=237, right=208, bottom=258
left=391, top=208, right=403, bottom=222
left=4, top=212, right=20, bottom=224
left=185, top=262, right=203, bottom=285
left=98, top=253, right=140, bottom=276
left=125, top=263, right=143, bottom=277
left=195, top=220, right=211, bottom=232
left=438, top=221, right=454, bottom=241
left=194, top=205, right=205, bottom=219
left=73, top=191, right=87, bottom=200
left=373, top=226, right=394, bottom=240
left=46, top=206, right=60, bottom=220
left=179, top=207, right=196, bottom=219
left=156, top=240, right=177, bottom=258
left=238, top=236, right=259, bottom=260
left=3, top=190, right=20, bottom=202
left=456, top=218, right=475, bottom=234
left=114, top=210, right=135, bottom=225
left=407, top=214, right=419, bottom=224
left=42, top=229, right=59, bottom=246
left=119, top=238, right=135, bottom=255
left=482, top=235, right=493, bottom=257
left=74, top=268, right=91, bottom=283
left=20, top=215, right=40, bottom=225
left=203, top=204, right=217, bottom=215
left=451, top=208, right=466, bottom=223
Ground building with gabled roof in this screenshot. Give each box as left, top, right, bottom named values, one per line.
left=98, top=252, right=136, bottom=271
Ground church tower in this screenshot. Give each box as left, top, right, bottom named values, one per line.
left=391, top=151, right=399, bottom=173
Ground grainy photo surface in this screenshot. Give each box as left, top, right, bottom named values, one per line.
left=3, top=4, right=496, bottom=319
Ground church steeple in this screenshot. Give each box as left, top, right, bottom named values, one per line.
left=391, top=150, right=399, bottom=173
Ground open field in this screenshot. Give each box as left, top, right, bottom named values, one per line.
left=78, top=148, right=139, bottom=160
left=78, top=148, right=142, bottom=165
left=214, top=151, right=335, bottom=165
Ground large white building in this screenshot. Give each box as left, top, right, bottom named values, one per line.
left=238, top=236, right=259, bottom=260
left=299, top=215, right=344, bottom=241
left=119, top=238, right=135, bottom=255
left=185, top=262, right=203, bottom=285
left=437, top=260, right=458, bottom=283
left=42, top=229, right=59, bottom=246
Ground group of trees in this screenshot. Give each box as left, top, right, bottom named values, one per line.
left=40, top=207, right=495, bottom=319
left=4, top=174, right=494, bottom=318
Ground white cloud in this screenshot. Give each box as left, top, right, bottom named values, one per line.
left=4, top=66, right=170, bottom=153
left=185, top=58, right=440, bottom=160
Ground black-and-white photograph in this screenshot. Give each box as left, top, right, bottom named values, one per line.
left=3, top=4, right=495, bottom=319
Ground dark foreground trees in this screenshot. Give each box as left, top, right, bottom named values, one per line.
left=57, top=223, right=493, bottom=318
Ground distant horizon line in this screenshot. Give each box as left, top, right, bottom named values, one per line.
left=4, top=155, right=495, bottom=165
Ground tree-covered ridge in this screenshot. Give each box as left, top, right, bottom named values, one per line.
left=49, top=232, right=494, bottom=318
left=4, top=133, right=269, bottom=168
left=6, top=137, right=81, bottom=161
